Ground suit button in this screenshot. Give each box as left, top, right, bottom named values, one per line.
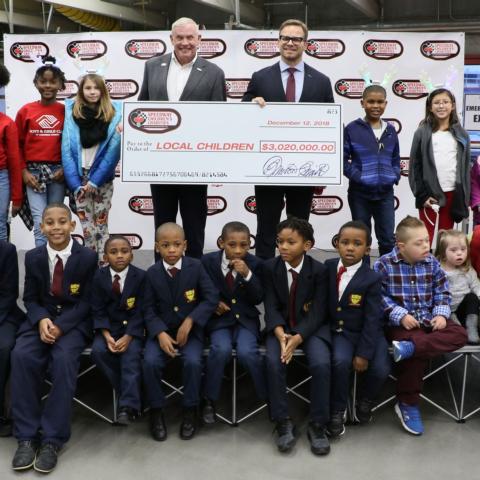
left=174, top=306, right=179, bottom=312
left=235, top=314, right=240, bottom=319
left=122, top=320, right=128, bottom=326
left=339, top=320, right=344, bottom=325
left=232, top=299, right=237, bottom=304
left=337, top=307, right=341, bottom=312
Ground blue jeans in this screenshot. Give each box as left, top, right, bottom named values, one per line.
left=0, top=170, right=10, bottom=241
left=26, top=166, right=65, bottom=246
left=347, top=189, right=395, bottom=256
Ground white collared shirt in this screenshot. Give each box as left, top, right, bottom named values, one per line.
left=221, top=251, right=252, bottom=282
left=280, top=59, right=305, bottom=102
left=167, top=53, right=197, bottom=101
left=163, top=258, right=183, bottom=277
left=46, top=238, right=74, bottom=283
left=109, top=266, right=129, bottom=293
left=285, top=256, right=304, bottom=291
left=337, top=259, right=362, bottom=299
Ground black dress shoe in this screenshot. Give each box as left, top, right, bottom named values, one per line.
left=326, top=410, right=346, bottom=437
left=117, top=407, right=138, bottom=426
left=355, top=398, right=374, bottom=424
left=0, top=417, right=12, bottom=437
left=149, top=408, right=167, bottom=441
left=180, top=408, right=198, bottom=440
left=34, top=443, right=59, bottom=473
left=307, top=422, right=331, bottom=456
left=12, top=440, right=38, bottom=471
left=201, top=398, right=216, bottom=426
left=274, top=418, right=297, bottom=453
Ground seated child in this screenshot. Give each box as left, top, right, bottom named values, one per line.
left=10, top=203, right=97, bottom=473
left=201, top=221, right=266, bottom=424
left=143, top=223, right=217, bottom=441
left=264, top=217, right=331, bottom=456
left=91, top=235, right=145, bottom=424
left=374, top=215, right=467, bottom=436
left=326, top=221, right=391, bottom=438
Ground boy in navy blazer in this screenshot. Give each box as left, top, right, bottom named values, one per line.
left=264, top=217, right=331, bottom=456
left=10, top=203, right=97, bottom=474
left=326, top=221, right=391, bottom=438
left=0, top=240, right=25, bottom=437
left=90, top=235, right=145, bottom=425
left=143, top=223, right=217, bottom=441
left=201, top=222, right=266, bottom=425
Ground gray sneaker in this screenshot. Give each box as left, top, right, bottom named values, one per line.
left=12, top=440, right=38, bottom=471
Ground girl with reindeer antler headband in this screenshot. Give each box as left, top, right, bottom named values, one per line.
left=61, top=59, right=122, bottom=263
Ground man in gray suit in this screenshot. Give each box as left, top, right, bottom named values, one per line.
left=139, top=17, right=226, bottom=260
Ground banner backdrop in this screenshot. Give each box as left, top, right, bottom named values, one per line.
left=4, top=30, right=465, bottom=252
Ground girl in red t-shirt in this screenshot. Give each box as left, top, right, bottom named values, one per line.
left=15, top=56, right=66, bottom=246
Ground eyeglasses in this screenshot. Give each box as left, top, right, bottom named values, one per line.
left=432, top=100, right=452, bottom=106
left=279, top=35, right=305, bottom=45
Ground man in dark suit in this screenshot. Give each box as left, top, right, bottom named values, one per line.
left=138, top=17, right=226, bottom=260
left=242, top=19, right=335, bottom=259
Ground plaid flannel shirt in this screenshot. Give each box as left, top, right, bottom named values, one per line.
left=373, top=247, right=451, bottom=327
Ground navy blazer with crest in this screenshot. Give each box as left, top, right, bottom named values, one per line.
left=325, top=258, right=384, bottom=360
left=201, top=250, right=263, bottom=338
left=0, top=240, right=25, bottom=326
left=138, top=53, right=226, bottom=102
left=91, top=265, right=146, bottom=339
left=263, top=255, right=330, bottom=344
left=21, top=240, right=98, bottom=337
left=143, top=256, right=218, bottom=341
left=242, top=62, right=334, bottom=104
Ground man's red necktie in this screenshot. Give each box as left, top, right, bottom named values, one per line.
left=285, top=67, right=297, bottom=102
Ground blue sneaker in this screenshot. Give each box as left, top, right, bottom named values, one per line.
left=392, top=340, right=415, bottom=362
left=394, top=402, right=424, bottom=435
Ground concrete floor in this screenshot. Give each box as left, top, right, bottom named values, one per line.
left=2, top=249, right=479, bottom=479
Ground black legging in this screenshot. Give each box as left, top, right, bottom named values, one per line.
left=455, top=292, right=480, bottom=325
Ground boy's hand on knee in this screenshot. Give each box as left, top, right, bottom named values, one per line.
left=401, top=314, right=420, bottom=330
left=49, top=324, right=63, bottom=340
left=102, top=329, right=117, bottom=353
left=274, top=326, right=287, bottom=361
left=353, top=356, right=369, bottom=372
left=176, top=317, right=193, bottom=347
left=39, top=318, right=56, bottom=344
left=215, top=301, right=231, bottom=316
left=158, top=332, right=177, bottom=358
left=283, top=334, right=303, bottom=364
left=431, top=316, right=447, bottom=331
left=115, top=334, right=132, bottom=353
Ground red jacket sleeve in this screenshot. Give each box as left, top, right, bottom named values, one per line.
left=5, top=119, right=23, bottom=205
left=15, top=106, right=27, bottom=170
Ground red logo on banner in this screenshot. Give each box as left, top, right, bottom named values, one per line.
left=392, top=80, right=429, bottom=99
left=334, top=79, right=366, bottom=99
left=420, top=41, right=460, bottom=60
left=225, top=79, right=250, bottom=99
left=116, top=233, right=143, bottom=250
left=105, top=79, right=139, bottom=99
left=57, top=81, right=79, bottom=100
left=199, top=39, right=227, bottom=59
left=310, top=195, right=343, bottom=215
left=10, top=42, right=49, bottom=62
left=384, top=118, right=402, bottom=134
left=128, top=108, right=181, bottom=134
left=66, top=40, right=107, bottom=60
left=207, top=196, right=227, bottom=216
left=305, top=39, right=345, bottom=59
left=363, top=40, right=404, bottom=60
left=244, top=39, right=279, bottom=59
left=128, top=196, right=153, bottom=215
left=400, top=157, right=410, bottom=177
left=244, top=195, right=257, bottom=214
left=125, top=39, right=166, bottom=59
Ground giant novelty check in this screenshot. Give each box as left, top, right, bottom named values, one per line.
left=121, top=101, right=342, bottom=186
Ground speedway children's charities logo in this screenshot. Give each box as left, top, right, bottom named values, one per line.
left=305, top=39, right=345, bottom=59
left=10, top=42, right=49, bottom=62
left=105, top=80, right=139, bottom=100
left=125, top=39, right=166, bottom=59
left=57, top=81, right=79, bottom=100
left=334, top=79, right=366, bottom=99
left=363, top=40, right=403, bottom=60
left=244, top=39, right=279, bottom=59
left=420, top=41, right=460, bottom=60
left=244, top=195, right=257, bottom=214
left=117, top=234, right=143, bottom=250
left=128, top=108, right=181, bottom=134
left=128, top=196, right=153, bottom=215
left=207, top=196, right=227, bottom=215
left=225, top=79, right=250, bottom=99
left=400, top=157, right=410, bottom=176
left=310, top=195, right=343, bottom=215
left=66, top=40, right=107, bottom=60
left=199, top=39, right=227, bottom=59
left=392, top=80, right=429, bottom=99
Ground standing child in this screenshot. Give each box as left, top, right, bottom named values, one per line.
left=16, top=56, right=66, bottom=246
left=435, top=229, right=480, bottom=344
left=264, top=217, right=330, bottom=456
left=143, top=223, right=217, bottom=441
left=62, top=73, right=122, bottom=260
left=201, top=222, right=266, bottom=424
left=0, top=64, right=22, bottom=241
left=326, top=221, right=390, bottom=438
left=344, top=84, right=400, bottom=256
left=91, top=235, right=145, bottom=425
left=374, top=216, right=467, bottom=436
left=10, top=203, right=97, bottom=473
left=409, top=88, right=471, bottom=245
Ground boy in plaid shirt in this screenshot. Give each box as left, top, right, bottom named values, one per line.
left=374, top=216, right=466, bottom=435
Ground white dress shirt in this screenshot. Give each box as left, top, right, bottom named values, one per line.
left=167, top=53, right=197, bottom=101
left=46, top=238, right=73, bottom=283
left=280, top=59, right=305, bottom=102
left=285, top=256, right=304, bottom=291
left=221, top=251, right=252, bottom=282
left=110, top=266, right=129, bottom=293
left=337, top=259, right=362, bottom=299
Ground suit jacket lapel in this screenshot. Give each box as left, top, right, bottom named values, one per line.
left=180, top=57, right=207, bottom=101
left=272, top=63, right=287, bottom=101
left=63, top=241, right=82, bottom=295
left=340, top=262, right=367, bottom=302
left=299, top=64, right=314, bottom=102
left=120, top=266, right=137, bottom=305
left=274, top=258, right=289, bottom=308
left=37, top=247, right=50, bottom=293
left=295, top=256, right=312, bottom=314
left=158, top=53, right=171, bottom=99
